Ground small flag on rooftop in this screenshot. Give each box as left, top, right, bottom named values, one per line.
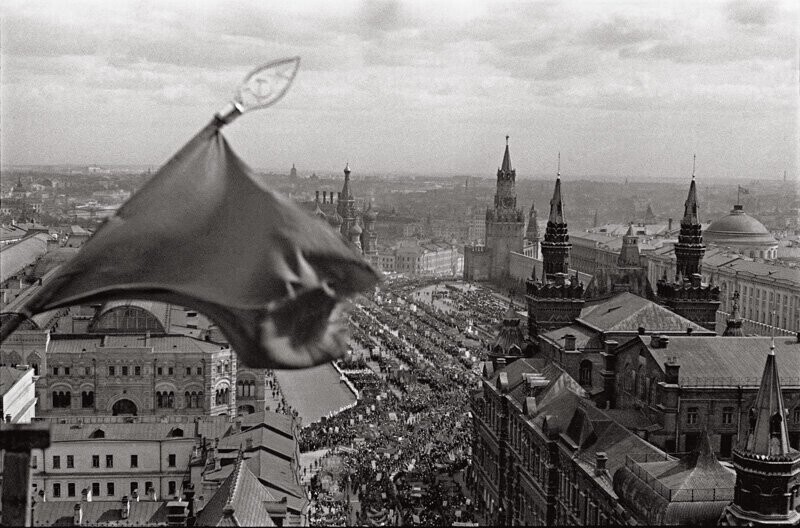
left=0, top=58, right=380, bottom=369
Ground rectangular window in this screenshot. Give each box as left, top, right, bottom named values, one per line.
left=52, top=456, right=61, bottom=469
left=130, top=482, right=139, bottom=495
left=168, top=367, right=174, bottom=376
left=92, top=482, right=100, bottom=497
left=122, top=366, right=128, bottom=376
left=145, top=481, right=153, bottom=494
left=109, top=366, right=115, bottom=376
left=106, top=455, right=113, bottom=468
left=168, top=454, right=176, bottom=467
left=107, top=482, right=115, bottom=496
left=157, top=367, right=163, bottom=375
left=186, top=367, right=191, bottom=376
left=168, top=481, right=177, bottom=496
left=68, top=483, right=76, bottom=497
left=64, top=367, right=70, bottom=376
left=85, top=366, right=91, bottom=376
left=53, top=483, right=61, bottom=498
left=687, top=407, right=699, bottom=425
left=92, top=455, right=100, bottom=468
left=53, top=367, right=59, bottom=376
left=722, top=408, right=733, bottom=425
left=196, top=367, right=202, bottom=375
left=130, top=455, right=138, bottom=468
left=135, top=366, right=141, bottom=376
left=66, top=455, right=74, bottom=469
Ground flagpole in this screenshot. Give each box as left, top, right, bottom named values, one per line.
left=0, top=57, right=301, bottom=348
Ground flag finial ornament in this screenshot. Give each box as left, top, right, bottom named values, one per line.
left=216, top=57, right=301, bottom=126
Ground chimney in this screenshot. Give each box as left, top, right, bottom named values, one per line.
left=233, top=417, right=242, bottom=433
left=147, top=486, right=157, bottom=501
left=594, top=452, right=608, bottom=476
left=650, top=335, right=669, bottom=348
left=323, top=191, right=327, bottom=204
left=665, top=359, right=680, bottom=384
left=81, top=488, right=91, bottom=502
left=132, top=490, right=139, bottom=502
left=637, top=326, right=646, bottom=335
left=184, top=484, right=197, bottom=526
left=245, top=437, right=253, bottom=451
left=686, top=327, right=693, bottom=335
left=315, top=191, right=319, bottom=202
left=601, top=340, right=619, bottom=409
left=39, top=489, right=46, bottom=502
left=337, top=191, right=341, bottom=203
left=668, top=218, right=673, bottom=231
left=564, top=334, right=576, bottom=351
left=121, top=496, right=130, bottom=519
left=74, top=504, right=83, bottom=525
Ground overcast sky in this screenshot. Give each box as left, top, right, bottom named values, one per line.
left=1, top=0, right=797, bottom=180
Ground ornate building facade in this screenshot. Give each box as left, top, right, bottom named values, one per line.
left=310, top=164, right=379, bottom=269
left=656, top=172, right=721, bottom=330
left=464, top=138, right=526, bottom=283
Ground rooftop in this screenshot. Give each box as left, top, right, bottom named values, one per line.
left=577, top=292, right=706, bottom=333
left=639, top=335, right=800, bottom=387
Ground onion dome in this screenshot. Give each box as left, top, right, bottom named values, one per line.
left=313, top=202, right=327, bottom=220
left=349, top=222, right=363, bottom=236
left=364, top=202, right=378, bottom=222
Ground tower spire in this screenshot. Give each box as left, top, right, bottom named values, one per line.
left=741, top=340, right=791, bottom=456
left=501, top=136, right=512, bottom=174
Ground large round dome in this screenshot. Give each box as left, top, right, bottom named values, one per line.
left=704, top=205, right=777, bottom=258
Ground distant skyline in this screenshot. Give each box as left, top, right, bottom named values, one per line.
left=1, top=0, right=798, bottom=181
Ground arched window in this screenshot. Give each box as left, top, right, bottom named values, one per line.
left=184, top=391, right=190, bottom=408
left=249, top=380, right=256, bottom=397
left=82, top=391, right=94, bottom=408
left=578, top=360, right=592, bottom=386
left=237, top=381, right=244, bottom=397
left=167, top=392, right=174, bottom=408
left=90, top=428, right=105, bottom=439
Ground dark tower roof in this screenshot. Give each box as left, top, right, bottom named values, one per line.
left=341, top=163, right=352, bottom=200
left=682, top=158, right=700, bottom=226
left=501, top=135, right=512, bottom=174
left=617, top=223, right=640, bottom=267
left=548, top=176, right=565, bottom=224
left=741, top=340, right=792, bottom=457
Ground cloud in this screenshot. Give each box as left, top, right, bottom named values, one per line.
left=725, top=0, right=778, bottom=27
left=583, top=15, right=667, bottom=49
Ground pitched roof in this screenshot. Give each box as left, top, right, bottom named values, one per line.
left=578, top=292, right=704, bottom=333
left=0, top=233, right=50, bottom=283
left=196, top=453, right=277, bottom=527
left=48, top=334, right=228, bottom=354
left=641, top=335, right=800, bottom=387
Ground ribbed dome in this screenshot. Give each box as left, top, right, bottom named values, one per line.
left=705, top=205, right=776, bottom=247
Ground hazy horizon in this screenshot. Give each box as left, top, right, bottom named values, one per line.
left=1, top=0, right=798, bottom=182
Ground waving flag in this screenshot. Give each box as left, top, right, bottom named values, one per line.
left=0, top=59, right=380, bottom=368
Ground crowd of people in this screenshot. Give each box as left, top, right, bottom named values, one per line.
left=299, top=278, right=504, bottom=526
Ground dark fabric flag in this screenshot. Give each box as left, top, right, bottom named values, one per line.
left=738, top=185, right=750, bottom=194
left=10, top=123, right=380, bottom=368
